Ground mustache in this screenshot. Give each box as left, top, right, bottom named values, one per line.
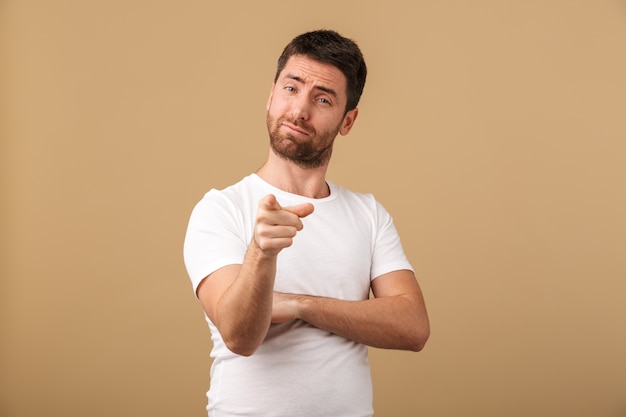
left=279, top=116, right=313, bottom=134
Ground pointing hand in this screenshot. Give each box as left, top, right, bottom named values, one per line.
left=253, top=194, right=314, bottom=256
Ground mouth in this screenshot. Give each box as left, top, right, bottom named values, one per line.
left=282, top=122, right=310, bottom=137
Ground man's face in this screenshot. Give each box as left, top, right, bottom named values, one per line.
left=266, top=55, right=358, bottom=169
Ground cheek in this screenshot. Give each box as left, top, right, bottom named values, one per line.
left=325, top=114, right=346, bottom=132
left=267, top=98, right=288, bottom=118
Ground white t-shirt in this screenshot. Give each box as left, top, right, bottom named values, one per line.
left=184, top=174, right=413, bottom=417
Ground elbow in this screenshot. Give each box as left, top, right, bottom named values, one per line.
left=224, top=342, right=259, bottom=357
left=410, top=334, right=429, bottom=352
left=213, top=314, right=270, bottom=357
left=220, top=324, right=269, bottom=357
left=223, top=334, right=262, bottom=357
left=408, top=323, right=430, bottom=352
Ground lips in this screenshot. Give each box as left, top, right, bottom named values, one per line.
left=282, top=122, right=310, bottom=137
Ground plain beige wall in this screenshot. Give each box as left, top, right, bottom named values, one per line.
left=2, top=1, right=625, bottom=416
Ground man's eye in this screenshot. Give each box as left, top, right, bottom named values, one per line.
left=319, top=98, right=330, bottom=105
left=285, top=86, right=295, bottom=92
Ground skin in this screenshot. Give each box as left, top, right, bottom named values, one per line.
left=196, top=54, right=430, bottom=356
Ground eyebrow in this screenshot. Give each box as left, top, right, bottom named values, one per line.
left=285, top=74, right=338, bottom=98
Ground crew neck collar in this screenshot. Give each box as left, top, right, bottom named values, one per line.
left=250, top=173, right=337, bottom=203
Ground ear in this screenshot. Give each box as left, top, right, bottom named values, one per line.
left=339, top=108, right=359, bottom=136
left=266, top=83, right=275, bottom=111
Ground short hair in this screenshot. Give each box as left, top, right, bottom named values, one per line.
left=274, top=30, right=367, bottom=113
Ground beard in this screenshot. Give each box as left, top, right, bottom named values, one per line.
left=267, top=112, right=340, bottom=169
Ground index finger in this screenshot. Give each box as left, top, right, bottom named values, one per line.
left=259, top=194, right=282, bottom=211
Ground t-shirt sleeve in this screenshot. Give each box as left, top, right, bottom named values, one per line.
left=183, top=190, right=248, bottom=295
left=370, top=200, right=414, bottom=280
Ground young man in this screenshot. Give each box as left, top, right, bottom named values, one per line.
left=184, top=29, right=429, bottom=417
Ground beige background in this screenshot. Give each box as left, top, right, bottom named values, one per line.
left=2, top=1, right=625, bottom=416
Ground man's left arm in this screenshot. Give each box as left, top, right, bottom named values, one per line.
left=272, top=269, right=430, bottom=351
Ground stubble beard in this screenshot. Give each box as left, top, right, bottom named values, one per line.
left=267, top=113, right=339, bottom=169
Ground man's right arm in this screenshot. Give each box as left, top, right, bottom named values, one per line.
left=196, top=194, right=313, bottom=356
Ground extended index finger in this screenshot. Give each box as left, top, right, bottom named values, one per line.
left=259, top=194, right=282, bottom=211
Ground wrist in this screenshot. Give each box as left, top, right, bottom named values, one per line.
left=249, top=237, right=279, bottom=261
left=293, top=294, right=315, bottom=320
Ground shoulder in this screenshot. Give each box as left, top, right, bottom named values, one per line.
left=194, top=174, right=260, bottom=210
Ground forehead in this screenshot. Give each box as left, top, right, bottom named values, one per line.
left=278, top=55, right=347, bottom=94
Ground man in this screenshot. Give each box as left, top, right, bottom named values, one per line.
left=184, top=29, right=430, bottom=417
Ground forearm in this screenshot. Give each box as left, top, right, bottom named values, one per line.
left=200, top=195, right=315, bottom=356
left=285, top=293, right=429, bottom=351
left=213, top=242, right=277, bottom=356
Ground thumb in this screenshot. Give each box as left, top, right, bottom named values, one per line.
left=285, top=203, right=314, bottom=219
left=259, top=194, right=282, bottom=211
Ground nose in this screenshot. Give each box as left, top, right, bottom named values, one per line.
left=291, top=96, right=309, bottom=122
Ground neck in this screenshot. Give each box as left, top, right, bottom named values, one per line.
left=256, top=151, right=331, bottom=199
